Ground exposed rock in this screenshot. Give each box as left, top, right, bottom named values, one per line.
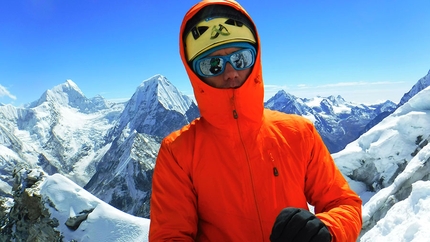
left=0, top=169, right=62, bottom=242
left=85, top=131, right=159, bottom=218
left=65, top=208, right=94, bottom=230
left=0, top=197, right=13, bottom=241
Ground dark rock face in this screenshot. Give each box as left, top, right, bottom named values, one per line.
left=65, top=208, right=94, bottom=231
left=0, top=169, right=61, bottom=242
left=84, top=132, right=160, bottom=218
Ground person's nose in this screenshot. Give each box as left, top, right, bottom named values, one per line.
left=223, top=63, right=239, bottom=85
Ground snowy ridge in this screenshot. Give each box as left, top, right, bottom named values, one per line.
left=114, top=74, right=199, bottom=138
left=335, top=87, right=430, bottom=194
left=398, top=69, right=430, bottom=107
left=132, top=75, right=193, bottom=116
left=84, top=130, right=160, bottom=218
left=305, top=95, right=353, bottom=114
left=146, top=75, right=193, bottom=115
left=0, top=81, right=124, bottom=189
left=265, top=90, right=396, bottom=153
left=40, top=172, right=150, bottom=241
left=30, top=80, right=85, bottom=108
left=360, top=144, right=430, bottom=241
left=1, top=70, right=430, bottom=241
left=358, top=70, right=430, bottom=136
left=333, top=86, right=430, bottom=240
left=360, top=180, right=430, bottom=241
left=29, top=80, right=115, bottom=114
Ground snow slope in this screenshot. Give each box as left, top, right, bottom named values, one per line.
left=40, top=173, right=150, bottom=242
left=33, top=87, right=430, bottom=241
left=333, top=86, right=430, bottom=240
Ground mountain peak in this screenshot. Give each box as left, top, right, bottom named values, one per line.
left=398, top=70, right=430, bottom=107
left=30, top=80, right=86, bottom=108
left=269, top=90, right=298, bottom=102
left=114, top=74, right=199, bottom=138
left=66, top=79, right=79, bottom=87
left=139, top=74, right=164, bottom=86
left=327, top=95, right=346, bottom=106
left=28, top=80, right=111, bottom=113
left=134, top=74, right=193, bottom=115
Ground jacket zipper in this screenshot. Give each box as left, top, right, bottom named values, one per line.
left=233, top=109, right=238, bottom=119
left=268, top=151, right=279, bottom=177
left=268, top=150, right=279, bottom=209
left=231, top=93, right=265, bottom=240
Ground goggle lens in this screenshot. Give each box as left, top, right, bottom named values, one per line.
left=195, top=48, right=255, bottom=77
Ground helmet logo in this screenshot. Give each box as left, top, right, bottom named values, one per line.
left=211, top=24, right=230, bottom=39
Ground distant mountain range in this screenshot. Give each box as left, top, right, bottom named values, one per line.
left=265, top=91, right=396, bottom=153
left=0, top=69, right=429, bottom=241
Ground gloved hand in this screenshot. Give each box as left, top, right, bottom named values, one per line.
left=270, top=208, right=332, bottom=242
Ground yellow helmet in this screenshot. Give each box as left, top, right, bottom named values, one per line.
left=183, top=5, right=256, bottom=62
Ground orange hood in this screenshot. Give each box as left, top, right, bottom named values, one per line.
left=179, top=0, right=264, bottom=131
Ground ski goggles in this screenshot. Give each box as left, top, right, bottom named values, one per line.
left=193, top=48, right=256, bottom=77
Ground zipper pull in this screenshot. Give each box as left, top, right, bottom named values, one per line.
left=273, top=167, right=279, bottom=176
left=233, top=110, right=238, bottom=119
left=268, top=151, right=279, bottom=177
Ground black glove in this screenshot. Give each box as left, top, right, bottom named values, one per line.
left=270, top=208, right=332, bottom=242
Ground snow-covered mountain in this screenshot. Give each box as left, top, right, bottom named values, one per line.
left=398, top=69, right=430, bottom=107
left=0, top=74, right=199, bottom=241
left=28, top=80, right=114, bottom=114
left=265, top=91, right=396, bottom=153
left=333, top=86, right=430, bottom=240
left=84, top=75, right=199, bottom=218
left=1, top=168, right=149, bottom=241
left=2, top=85, right=429, bottom=241
left=0, top=80, right=124, bottom=193
left=84, top=131, right=160, bottom=219
left=1, top=70, right=430, bottom=241
left=109, top=75, right=199, bottom=138
left=360, top=69, right=430, bottom=135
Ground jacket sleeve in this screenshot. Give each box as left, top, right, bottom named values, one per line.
left=149, top=137, right=197, bottom=241
left=304, top=123, right=362, bottom=242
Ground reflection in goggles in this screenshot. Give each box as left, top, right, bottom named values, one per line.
left=195, top=48, right=255, bottom=77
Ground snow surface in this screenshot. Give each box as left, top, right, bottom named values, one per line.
left=305, top=95, right=366, bottom=114
left=360, top=145, right=430, bottom=241
left=2, top=72, right=428, bottom=241
left=40, top=140, right=430, bottom=242
left=333, top=87, right=430, bottom=241
left=34, top=87, right=430, bottom=242
left=40, top=173, right=150, bottom=242
left=334, top=87, right=430, bottom=193
left=0, top=82, right=121, bottom=187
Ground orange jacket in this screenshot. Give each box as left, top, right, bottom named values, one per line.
left=149, top=0, right=362, bottom=241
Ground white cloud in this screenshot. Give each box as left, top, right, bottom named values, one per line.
left=318, top=81, right=405, bottom=88
left=157, top=80, right=409, bottom=106
left=106, top=97, right=130, bottom=103
left=0, top=84, right=17, bottom=100
left=264, top=81, right=410, bottom=105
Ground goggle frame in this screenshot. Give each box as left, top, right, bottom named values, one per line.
left=193, top=48, right=256, bottom=77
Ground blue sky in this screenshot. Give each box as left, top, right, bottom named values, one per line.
left=1, top=0, right=429, bottom=106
